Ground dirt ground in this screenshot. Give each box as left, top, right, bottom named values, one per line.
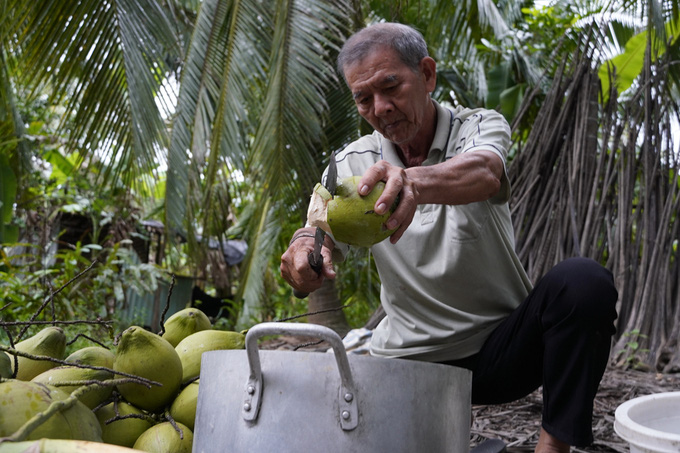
left=261, top=334, right=680, bottom=452
left=470, top=365, right=680, bottom=452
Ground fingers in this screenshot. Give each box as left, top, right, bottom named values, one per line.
left=386, top=179, right=418, bottom=243
left=359, top=161, right=402, bottom=215
left=321, top=246, right=336, bottom=279
left=280, top=229, right=335, bottom=294
left=358, top=163, right=389, bottom=196
left=359, top=161, right=417, bottom=243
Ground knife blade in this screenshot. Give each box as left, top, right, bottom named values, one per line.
left=293, top=151, right=337, bottom=299
left=307, top=226, right=325, bottom=274
left=325, top=150, right=338, bottom=197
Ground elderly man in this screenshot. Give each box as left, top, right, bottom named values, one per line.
left=281, top=22, right=617, bottom=453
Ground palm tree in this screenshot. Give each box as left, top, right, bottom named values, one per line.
left=162, top=0, right=357, bottom=328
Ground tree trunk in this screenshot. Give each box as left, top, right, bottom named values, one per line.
left=364, top=304, right=385, bottom=330
left=306, top=278, right=350, bottom=338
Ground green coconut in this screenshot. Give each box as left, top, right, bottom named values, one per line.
left=161, top=307, right=212, bottom=347
left=32, top=365, right=114, bottom=409
left=95, top=401, right=152, bottom=448
left=9, top=326, right=66, bottom=380
left=308, top=176, right=398, bottom=248
left=169, top=380, right=199, bottom=430
left=0, top=439, right=140, bottom=453
left=133, top=422, right=193, bottom=453
left=65, top=346, right=115, bottom=368
left=113, top=326, right=183, bottom=413
left=0, top=352, right=11, bottom=378
left=0, top=380, right=102, bottom=442
left=175, top=329, right=245, bottom=383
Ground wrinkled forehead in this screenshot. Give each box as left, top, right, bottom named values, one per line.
left=345, top=49, right=406, bottom=84
left=342, top=40, right=407, bottom=74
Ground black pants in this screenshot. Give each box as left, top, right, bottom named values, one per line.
left=440, top=257, right=618, bottom=447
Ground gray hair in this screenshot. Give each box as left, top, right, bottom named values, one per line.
left=337, top=23, right=429, bottom=82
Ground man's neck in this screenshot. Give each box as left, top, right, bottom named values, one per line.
left=395, top=100, right=437, bottom=168
left=395, top=146, right=428, bottom=167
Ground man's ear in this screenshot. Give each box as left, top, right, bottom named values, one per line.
left=420, top=56, right=437, bottom=92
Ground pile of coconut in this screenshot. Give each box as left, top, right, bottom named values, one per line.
left=0, top=308, right=244, bottom=452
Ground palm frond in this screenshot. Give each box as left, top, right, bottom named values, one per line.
left=321, top=81, right=361, bottom=162
left=235, top=0, right=351, bottom=317
left=11, top=0, right=178, bottom=189
left=165, top=0, right=233, bottom=236
left=201, top=0, right=272, bottom=237
left=249, top=0, right=351, bottom=195
left=166, top=0, right=353, bottom=317
left=234, top=194, right=282, bottom=329
left=0, top=48, right=31, bottom=186
left=166, top=0, right=273, bottom=246
left=426, top=0, right=541, bottom=106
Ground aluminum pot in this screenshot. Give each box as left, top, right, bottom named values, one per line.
left=193, top=322, right=472, bottom=453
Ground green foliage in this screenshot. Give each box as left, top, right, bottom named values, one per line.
left=334, top=248, right=382, bottom=328
left=486, top=61, right=526, bottom=122
left=521, top=4, right=578, bottom=58
left=7, top=0, right=178, bottom=191
left=0, top=153, right=18, bottom=244
left=0, top=50, right=22, bottom=245
left=599, top=17, right=680, bottom=101
left=0, top=85, right=169, bottom=347
left=0, top=241, right=164, bottom=353
left=265, top=244, right=382, bottom=329
left=615, top=329, right=650, bottom=370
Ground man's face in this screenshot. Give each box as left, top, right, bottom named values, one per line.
left=344, top=47, right=436, bottom=147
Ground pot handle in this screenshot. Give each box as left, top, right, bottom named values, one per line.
left=241, top=322, right=359, bottom=431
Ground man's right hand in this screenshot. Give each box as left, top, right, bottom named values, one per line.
left=280, top=227, right=336, bottom=294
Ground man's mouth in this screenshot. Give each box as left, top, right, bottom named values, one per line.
left=382, top=119, right=402, bottom=131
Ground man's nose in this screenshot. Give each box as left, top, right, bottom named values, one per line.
left=373, top=94, right=393, bottom=117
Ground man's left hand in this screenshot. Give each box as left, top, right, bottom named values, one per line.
left=358, top=161, right=418, bottom=244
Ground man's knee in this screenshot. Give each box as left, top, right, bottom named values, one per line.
left=542, top=257, right=618, bottom=331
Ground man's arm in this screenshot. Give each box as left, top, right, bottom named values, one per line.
left=359, top=150, right=505, bottom=243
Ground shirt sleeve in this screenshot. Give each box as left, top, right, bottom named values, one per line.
left=457, top=108, right=512, bottom=204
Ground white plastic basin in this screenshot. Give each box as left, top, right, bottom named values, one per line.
left=614, top=391, right=680, bottom=453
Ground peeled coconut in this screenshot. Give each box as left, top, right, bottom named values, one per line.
left=175, top=330, right=245, bottom=383
left=161, top=307, right=212, bottom=347
left=308, top=176, right=397, bottom=247
left=96, top=401, right=152, bottom=448
left=113, top=326, right=183, bottom=413
left=133, top=422, right=193, bottom=453
left=0, top=380, right=102, bottom=442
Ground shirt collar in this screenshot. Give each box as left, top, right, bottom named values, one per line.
left=430, top=100, right=452, bottom=154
